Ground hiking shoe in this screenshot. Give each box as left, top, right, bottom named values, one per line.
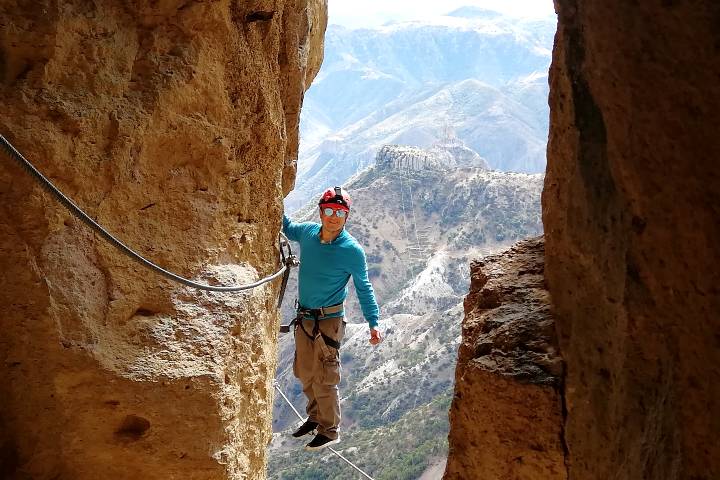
left=291, top=420, right=318, bottom=438
left=304, top=434, right=340, bottom=451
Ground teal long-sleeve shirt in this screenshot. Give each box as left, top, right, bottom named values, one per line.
left=283, top=214, right=380, bottom=328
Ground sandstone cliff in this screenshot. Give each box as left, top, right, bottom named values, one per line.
left=444, top=237, right=565, bottom=480
left=0, top=1, right=326, bottom=479
left=445, top=2, right=719, bottom=479
left=543, top=1, right=720, bottom=479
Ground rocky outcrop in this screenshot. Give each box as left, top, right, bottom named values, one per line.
left=445, top=237, right=565, bottom=480
left=0, top=1, right=326, bottom=479
left=375, top=140, right=489, bottom=172
left=376, top=144, right=443, bottom=171
left=544, top=2, right=720, bottom=479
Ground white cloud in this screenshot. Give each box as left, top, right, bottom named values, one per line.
left=329, top=0, right=556, bottom=29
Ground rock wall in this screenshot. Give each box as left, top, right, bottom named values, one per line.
left=0, top=1, right=326, bottom=479
left=544, top=2, right=720, bottom=479
left=445, top=237, right=565, bottom=480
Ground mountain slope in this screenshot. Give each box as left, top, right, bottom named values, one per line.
left=306, top=13, right=554, bottom=131
left=288, top=9, right=555, bottom=211
left=269, top=142, right=543, bottom=479
left=290, top=75, right=549, bottom=211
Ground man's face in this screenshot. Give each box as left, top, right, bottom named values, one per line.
left=320, top=206, right=348, bottom=233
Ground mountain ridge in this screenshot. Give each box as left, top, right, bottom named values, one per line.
left=288, top=12, right=555, bottom=211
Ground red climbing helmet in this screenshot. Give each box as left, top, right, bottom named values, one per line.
left=318, top=186, right=351, bottom=211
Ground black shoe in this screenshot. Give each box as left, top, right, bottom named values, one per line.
left=304, top=434, right=340, bottom=451
left=291, top=420, right=318, bottom=438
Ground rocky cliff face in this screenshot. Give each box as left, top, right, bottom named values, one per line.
left=0, top=1, right=326, bottom=479
left=444, top=237, right=565, bottom=480
left=543, top=1, right=720, bottom=479
left=446, top=2, right=719, bottom=479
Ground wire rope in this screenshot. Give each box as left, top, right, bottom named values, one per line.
left=1, top=133, right=294, bottom=293
left=272, top=381, right=376, bottom=480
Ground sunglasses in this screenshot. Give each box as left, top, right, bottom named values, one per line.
left=322, top=207, right=347, bottom=218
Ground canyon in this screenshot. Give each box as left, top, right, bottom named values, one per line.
left=1, top=1, right=718, bottom=480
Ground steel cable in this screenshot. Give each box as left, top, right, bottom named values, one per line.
left=273, top=381, right=376, bottom=480
left=1, top=133, right=294, bottom=292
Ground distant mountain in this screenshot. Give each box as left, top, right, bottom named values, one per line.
left=306, top=13, right=554, bottom=130
left=287, top=9, right=555, bottom=212
left=269, top=141, right=543, bottom=479
left=446, top=7, right=504, bottom=19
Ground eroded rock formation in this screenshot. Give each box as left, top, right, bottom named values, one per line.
left=0, top=1, right=326, bottom=479
left=447, top=2, right=719, bottom=479
left=543, top=1, right=720, bottom=479
left=445, top=237, right=565, bottom=480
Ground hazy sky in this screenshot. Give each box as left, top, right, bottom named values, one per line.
left=329, top=0, right=556, bottom=29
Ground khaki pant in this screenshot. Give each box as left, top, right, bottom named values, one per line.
left=293, top=316, right=345, bottom=440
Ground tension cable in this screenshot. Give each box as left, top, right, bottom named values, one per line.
left=0, top=133, right=297, bottom=293
left=273, top=381, right=376, bottom=480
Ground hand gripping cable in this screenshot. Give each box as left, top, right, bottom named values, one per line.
left=1, top=133, right=298, bottom=294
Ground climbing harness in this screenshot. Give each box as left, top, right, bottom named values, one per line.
left=279, top=303, right=344, bottom=350
left=0, top=133, right=298, bottom=294
left=273, top=380, right=375, bottom=480
left=280, top=303, right=346, bottom=369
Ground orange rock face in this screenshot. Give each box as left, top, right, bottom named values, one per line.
left=0, top=1, right=326, bottom=479
left=445, top=238, right=566, bottom=480
left=544, top=1, right=720, bottom=479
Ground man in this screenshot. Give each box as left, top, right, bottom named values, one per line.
left=282, top=186, right=382, bottom=451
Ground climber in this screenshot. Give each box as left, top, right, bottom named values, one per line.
left=282, top=186, right=382, bottom=451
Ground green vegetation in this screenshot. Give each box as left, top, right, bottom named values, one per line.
left=397, top=346, right=425, bottom=369
left=268, top=391, right=453, bottom=480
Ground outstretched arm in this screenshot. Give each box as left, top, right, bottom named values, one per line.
left=283, top=213, right=308, bottom=242
left=350, top=248, right=382, bottom=344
